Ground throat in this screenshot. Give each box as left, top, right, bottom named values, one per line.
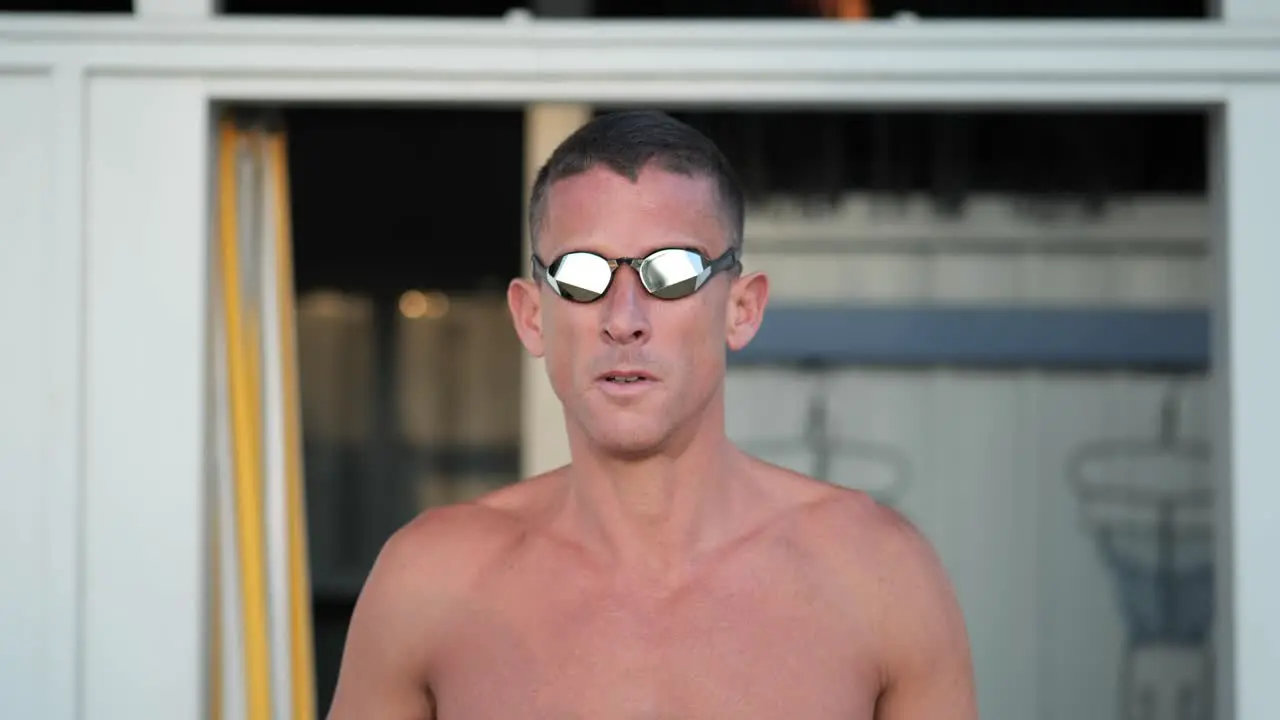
left=560, top=451, right=747, bottom=579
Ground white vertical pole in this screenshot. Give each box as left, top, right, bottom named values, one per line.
left=82, top=75, right=210, bottom=720
left=1213, top=87, right=1280, bottom=720
left=258, top=128, right=296, bottom=720
left=0, top=69, right=78, bottom=720
left=44, top=63, right=86, bottom=720
left=521, top=104, right=591, bottom=478
left=211, top=179, right=248, bottom=720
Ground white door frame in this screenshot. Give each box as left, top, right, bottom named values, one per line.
left=1, top=15, right=1277, bottom=720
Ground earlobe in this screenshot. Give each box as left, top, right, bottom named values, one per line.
left=507, top=278, right=546, bottom=358
left=725, top=272, right=769, bottom=352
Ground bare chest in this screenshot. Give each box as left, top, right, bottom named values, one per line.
left=430, top=569, right=879, bottom=719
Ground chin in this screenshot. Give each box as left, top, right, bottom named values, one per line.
left=581, top=418, right=674, bottom=460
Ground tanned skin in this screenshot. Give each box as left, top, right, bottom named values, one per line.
left=325, top=163, right=979, bottom=719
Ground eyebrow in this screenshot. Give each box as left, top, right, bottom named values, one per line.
left=635, top=243, right=712, bottom=258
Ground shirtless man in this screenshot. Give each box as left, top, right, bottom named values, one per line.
left=326, top=110, right=978, bottom=719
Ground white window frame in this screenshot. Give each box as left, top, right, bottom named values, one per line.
left=1, top=15, right=1277, bottom=720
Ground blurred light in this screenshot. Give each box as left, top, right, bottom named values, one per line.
left=399, top=290, right=427, bottom=318
left=399, top=289, right=449, bottom=320
left=300, top=289, right=351, bottom=319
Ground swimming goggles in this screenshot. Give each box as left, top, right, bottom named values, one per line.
left=532, top=247, right=740, bottom=303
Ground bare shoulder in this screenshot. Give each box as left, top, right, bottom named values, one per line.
left=363, top=466, right=563, bottom=594
left=351, top=471, right=561, bottom=637
left=809, top=490, right=947, bottom=595
left=757, top=464, right=978, bottom=719
left=834, top=499, right=960, bottom=638
left=326, top=472, right=560, bottom=719
left=843, top=501, right=978, bottom=718
left=750, top=460, right=909, bottom=553
left=365, top=501, right=522, bottom=608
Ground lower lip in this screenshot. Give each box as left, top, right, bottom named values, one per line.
left=596, top=378, right=656, bottom=396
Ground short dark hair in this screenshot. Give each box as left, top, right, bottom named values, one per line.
left=528, top=110, right=745, bottom=255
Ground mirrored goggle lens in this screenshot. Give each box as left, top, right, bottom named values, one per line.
left=546, top=252, right=612, bottom=301
left=639, top=249, right=710, bottom=300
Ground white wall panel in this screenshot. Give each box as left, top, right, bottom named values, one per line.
left=82, top=75, right=210, bottom=720
left=749, top=247, right=1208, bottom=307
left=1107, top=256, right=1208, bottom=305
left=744, top=253, right=1207, bottom=306
left=1220, top=0, right=1280, bottom=20
left=41, top=65, right=88, bottom=720
left=746, top=195, right=1209, bottom=307
left=1023, top=256, right=1115, bottom=305
left=1217, top=87, right=1280, bottom=720
left=923, top=256, right=1029, bottom=303
left=726, top=369, right=1213, bottom=720
left=0, top=70, right=62, bottom=720
left=743, top=253, right=926, bottom=303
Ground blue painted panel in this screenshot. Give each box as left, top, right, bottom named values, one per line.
left=728, top=307, right=1211, bottom=370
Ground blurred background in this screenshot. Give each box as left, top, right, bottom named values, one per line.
left=272, top=101, right=1211, bottom=716
left=0, top=1, right=1248, bottom=720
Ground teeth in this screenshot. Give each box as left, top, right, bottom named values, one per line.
left=607, top=376, right=642, bottom=383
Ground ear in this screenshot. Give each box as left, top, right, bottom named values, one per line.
left=507, top=277, right=546, bottom=358
left=724, top=271, right=769, bottom=352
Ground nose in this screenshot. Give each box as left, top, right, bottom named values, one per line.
left=600, top=265, right=651, bottom=345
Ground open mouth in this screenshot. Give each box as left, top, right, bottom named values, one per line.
left=604, top=375, right=648, bottom=384
left=600, top=372, right=654, bottom=386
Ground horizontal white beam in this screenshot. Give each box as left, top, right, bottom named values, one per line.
left=3, top=15, right=1276, bottom=46
left=0, top=18, right=1278, bottom=105
left=202, top=78, right=1237, bottom=107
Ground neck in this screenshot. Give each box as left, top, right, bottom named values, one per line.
left=559, top=413, right=746, bottom=584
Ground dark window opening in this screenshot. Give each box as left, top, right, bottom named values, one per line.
left=595, top=109, right=1207, bottom=216
left=284, top=106, right=523, bottom=293
left=272, top=105, right=525, bottom=712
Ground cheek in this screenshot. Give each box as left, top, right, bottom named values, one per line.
left=682, top=297, right=728, bottom=345
left=671, top=302, right=728, bottom=375
left=539, top=302, right=578, bottom=346
left=539, top=308, right=593, bottom=388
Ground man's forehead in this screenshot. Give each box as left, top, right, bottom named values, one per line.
left=539, top=169, right=726, bottom=257
left=542, top=165, right=723, bottom=233
left=547, top=163, right=717, bottom=203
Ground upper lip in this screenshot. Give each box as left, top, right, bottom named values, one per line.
left=599, top=369, right=656, bottom=381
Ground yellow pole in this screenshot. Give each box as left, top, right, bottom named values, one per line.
left=218, top=118, right=274, bottom=720
left=268, top=128, right=318, bottom=720
left=209, top=478, right=222, bottom=720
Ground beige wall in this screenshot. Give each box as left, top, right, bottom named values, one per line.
left=521, top=104, right=592, bottom=478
